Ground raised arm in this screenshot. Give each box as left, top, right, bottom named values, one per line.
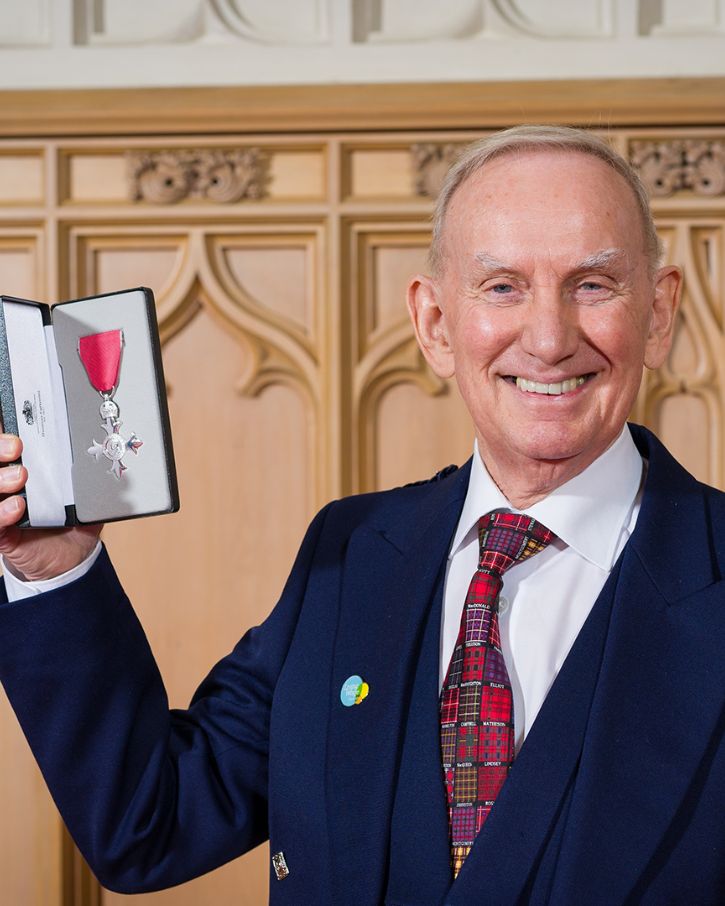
left=0, top=432, right=331, bottom=892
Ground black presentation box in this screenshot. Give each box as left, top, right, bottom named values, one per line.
left=0, top=287, right=179, bottom=527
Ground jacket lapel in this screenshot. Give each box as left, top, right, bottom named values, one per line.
left=549, top=426, right=725, bottom=905
left=325, top=464, right=470, bottom=905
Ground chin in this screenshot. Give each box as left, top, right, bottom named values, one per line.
left=512, top=426, right=598, bottom=465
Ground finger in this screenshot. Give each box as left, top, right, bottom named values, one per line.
left=0, top=464, right=26, bottom=495
left=0, top=434, right=22, bottom=463
left=0, top=494, right=25, bottom=527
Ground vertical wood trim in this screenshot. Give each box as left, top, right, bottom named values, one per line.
left=62, top=830, right=100, bottom=906
left=324, top=137, right=343, bottom=499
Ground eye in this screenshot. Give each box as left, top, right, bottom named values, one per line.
left=479, top=277, right=522, bottom=302
left=580, top=280, right=604, bottom=291
left=573, top=278, right=615, bottom=303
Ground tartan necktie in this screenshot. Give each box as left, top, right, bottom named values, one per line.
left=440, top=511, right=556, bottom=878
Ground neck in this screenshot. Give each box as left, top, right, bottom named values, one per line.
left=476, top=439, right=606, bottom=510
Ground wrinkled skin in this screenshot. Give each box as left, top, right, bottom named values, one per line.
left=408, top=150, right=681, bottom=507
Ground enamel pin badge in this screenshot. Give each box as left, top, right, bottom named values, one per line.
left=340, top=675, right=370, bottom=707
left=78, top=329, right=143, bottom=479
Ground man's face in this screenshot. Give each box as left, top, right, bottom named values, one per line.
left=409, top=149, right=680, bottom=484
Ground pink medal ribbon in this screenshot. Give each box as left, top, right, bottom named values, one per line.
left=78, top=329, right=142, bottom=479
left=78, top=330, right=123, bottom=394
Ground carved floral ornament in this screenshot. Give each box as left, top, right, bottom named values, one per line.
left=629, top=140, right=725, bottom=198
left=411, top=143, right=463, bottom=198
left=126, top=148, right=269, bottom=203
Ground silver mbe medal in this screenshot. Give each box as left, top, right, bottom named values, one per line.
left=78, top=329, right=143, bottom=479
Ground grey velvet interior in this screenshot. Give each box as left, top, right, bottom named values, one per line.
left=53, top=290, right=173, bottom=523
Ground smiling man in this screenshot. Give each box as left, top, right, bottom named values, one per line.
left=0, top=126, right=724, bottom=906
left=409, top=137, right=679, bottom=507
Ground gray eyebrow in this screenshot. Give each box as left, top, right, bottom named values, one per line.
left=472, top=248, right=630, bottom=274
left=573, top=248, right=629, bottom=271
left=473, top=253, right=511, bottom=271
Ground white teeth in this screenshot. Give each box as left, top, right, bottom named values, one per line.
left=515, top=376, right=587, bottom=395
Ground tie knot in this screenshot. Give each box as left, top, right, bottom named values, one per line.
left=477, top=511, right=556, bottom=576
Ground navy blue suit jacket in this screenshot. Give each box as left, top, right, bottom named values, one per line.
left=1, top=424, right=724, bottom=905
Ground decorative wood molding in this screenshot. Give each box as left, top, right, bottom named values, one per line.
left=207, top=0, right=330, bottom=44
left=127, top=149, right=269, bottom=203
left=1, top=78, right=725, bottom=137
left=354, top=330, right=446, bottom=493
left=631, top=221, right=724, bottom=489
left=490, top=0, right=614, bottom=39
left=630, top=139, right=725, bottom=197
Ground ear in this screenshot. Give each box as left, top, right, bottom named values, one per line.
left=644, top=265, right=682, bottom=370
left=406, top=274, right=455, bottom=379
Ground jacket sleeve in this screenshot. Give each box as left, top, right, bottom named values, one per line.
left=0, top=502, right=332, bottom=894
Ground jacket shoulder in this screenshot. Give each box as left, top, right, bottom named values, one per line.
left=318, top=462, right=465, bottom=540
left=401, top=463, right=460, bottom=488
left=697, top=480, right=725, bottom=573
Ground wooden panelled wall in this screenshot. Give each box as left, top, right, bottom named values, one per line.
left=0, top=87, right=723, bottom=906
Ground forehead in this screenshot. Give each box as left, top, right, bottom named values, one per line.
left=444, top=149, right=646, bottom=265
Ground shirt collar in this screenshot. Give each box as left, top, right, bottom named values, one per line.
left=449, top=426, right=643, bottom=571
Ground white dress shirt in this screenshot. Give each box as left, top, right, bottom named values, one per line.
left=4, top=428, right=643, bottom=754
left=442, top=426, right=644, bottom=752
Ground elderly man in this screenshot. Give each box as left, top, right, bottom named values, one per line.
left=0, top=125, right=723, bottom=906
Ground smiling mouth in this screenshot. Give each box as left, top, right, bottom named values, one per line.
left=503, top=374, right=594, bottom=396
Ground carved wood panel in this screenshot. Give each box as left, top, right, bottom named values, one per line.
left=0, top=115, right=721, bottom=906
left=632, top=218, right=725, bottom=488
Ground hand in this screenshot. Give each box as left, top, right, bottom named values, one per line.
left=0, top=434, right=102, bottom=582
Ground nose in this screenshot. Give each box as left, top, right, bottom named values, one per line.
left=518, top=287, right=579, bottom=366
